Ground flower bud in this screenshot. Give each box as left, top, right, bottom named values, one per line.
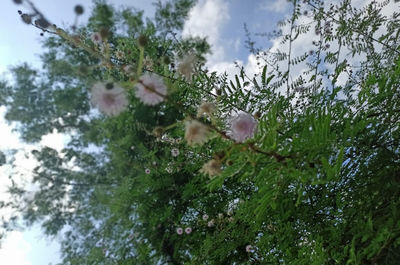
left=137, top=34, right=148, bottom=48
left=99, top=28, right=109, bottom=39
left=21, top=14, right=32, bottom=24
left=163, top=56, right=171, bottom=65
left=105, top=82, right=114, bottom=90
left=35, top=18, right=50, bottom=28
left=74, top=5, right=84, bottom=15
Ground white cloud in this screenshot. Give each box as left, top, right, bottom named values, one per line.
left=260, top=0, right=290, bottom=13
left=40, top=128, right=69, bottom=152
left=183, top=0, right=230, bottom=65
left=0, top=231, right=32, bottom=265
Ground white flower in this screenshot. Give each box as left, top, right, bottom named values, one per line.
left=143, top=56, right=153, bottom=70
left=202, top=214, right=209, bottom=221
left=176, top=227, right=183, bottom=235
left=91, top=82, right=128, bottom=116
left=218, top=213, right=224, bottom=219
left=196, top=102, right=216, bottom=118
left=207, top=219, right=215, bottom=227
left=177, top=54, right=196, bottom=81
left=245, top=245, right=253, bottom=253
left=184, top=227, right=192, bottom=234
left=171, top=148, right=180, bottom=157
left=165, top=166, right=172, bottom=173
left=145, top=168, right=151, bottom=174
left=229, top=112, right=257, bottom=143
left=91, top=32, right=102, bottom=45
left=135, top=73, right=167, bottom=105
left=184, top=120, right=210, bottom=146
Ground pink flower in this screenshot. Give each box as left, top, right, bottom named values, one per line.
left=91, top=82, right=128, bottom=116
left=245, top=245, right=253, bottom=253
left=176, top=227, right=183, bottom=235
left=229, top=112, right=257, bottom=143
left=135, top=73, right=167, bottom=105
left=91, top=32, right=102, bottom=45
left=184, top=227, right=192, bottom=234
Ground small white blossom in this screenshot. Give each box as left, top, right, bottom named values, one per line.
left=171, top=148, right=180, bottom=157
left=91, top=32, right=102, bottom=45
left=245, top=245, right=253, bottom=253
left=207, top=219, right=215, bottom=227
left=202, top=214, right=209, bottom=221
left=145, top=168, right=151, bottom=174
left=143, top=56, right=153, bottom=70
left=184, top=227, right=192, bottom=234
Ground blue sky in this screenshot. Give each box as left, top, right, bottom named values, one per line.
left=0, top=0, right=289, bottom=264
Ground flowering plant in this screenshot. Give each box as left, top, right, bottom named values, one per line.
left=1, top=0, right=400, bottom=264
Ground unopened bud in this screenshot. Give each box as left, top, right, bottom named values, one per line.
left=137, top=34, right=148, bottom=48
left=21, top=14, right=32, bottom=24
left=163, top=56, right=171, bottom=65
left=99, top=28, right=109, bottom=39
left=74, top=5, right=84, bottom=15
left=78, top=65, right=89, bottom=74
left=35, top=18, right=50, bottom=28
left=105, top=82, right=114, bottom=90
left=254, top=111, right=261, bottom=119
left=152, top=127, right=164, bottom=138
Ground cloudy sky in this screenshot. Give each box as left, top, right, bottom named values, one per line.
left=0, top=0, right=288, bottom=264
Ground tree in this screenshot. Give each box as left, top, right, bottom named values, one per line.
left=1, top=0, right=400, bottom=264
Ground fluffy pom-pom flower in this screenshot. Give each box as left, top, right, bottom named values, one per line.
left=184, top=120, right=210, bottom=146
left=177, top=54, right=196, bottom=82
left=135, top=73, right=167, bottom=105
left=229, top=112, right=257, bottom=143
left=91, top=82, right=128, bottom=116
left=196, top=102, right=216, bottom=118
left=200, top=159, right=222, bottom=178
